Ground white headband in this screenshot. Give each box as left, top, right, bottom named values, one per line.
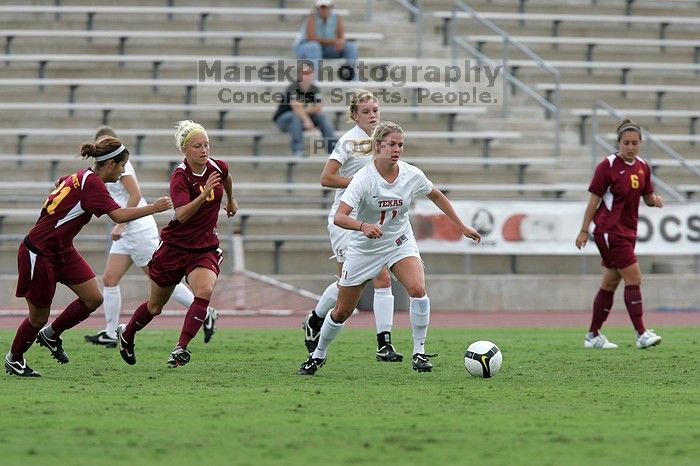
left=94, top=144, right=126, bottom=162
left=617, top=124, right=640, bottom=136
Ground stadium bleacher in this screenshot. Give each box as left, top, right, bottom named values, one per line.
left=1, top=0, right=700, bottom=289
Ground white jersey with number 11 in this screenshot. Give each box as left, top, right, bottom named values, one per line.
left=340, top=160, right=433, bottom=255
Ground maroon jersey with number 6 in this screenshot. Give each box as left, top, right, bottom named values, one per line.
left=159, top=158, right=229, bottom=249
left=588, top=153, right=653, bottom=241
left=26, top=168, right=121, bottom=255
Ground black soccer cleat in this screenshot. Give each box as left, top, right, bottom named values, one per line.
left=5, top=353, right=41, bottom=377
left=302, top=313, right=321, bottom=354
left=84, top=330, right=118, bottom=348
left=202, top=307, right=218, bottom=344
left=297, top=355, right=326, bottom=376
left=167, top=346, right=192, bottom=368
left=376, top=344, right=404, bottom=362
left=36, top=328, right=69, bottom=364
left=116, top=324, right=136, bottom=365
left=412, top=353, right=437, bottom=373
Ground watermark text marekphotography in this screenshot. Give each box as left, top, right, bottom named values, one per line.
left=195, top=59, right=503, bottom=106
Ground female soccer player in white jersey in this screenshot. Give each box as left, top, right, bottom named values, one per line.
left=298, top=121, right=481, bottom=375
left=302, top=90, right=403, bottom=363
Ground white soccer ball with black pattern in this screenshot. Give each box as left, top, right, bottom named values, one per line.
left=464, top=340, right=502, bottom=378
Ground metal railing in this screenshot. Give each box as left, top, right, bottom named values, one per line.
left=590, top=99, right=700, bottom=202
left=391, top=0, right=424, bottom=57
left=448, top=0, right=561, bottom=157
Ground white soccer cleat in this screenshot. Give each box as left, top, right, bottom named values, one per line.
left=202, top=306, right=218, bottom=344
left=584, top=333, right=618, bottom=349
left=636, top=329, right=662, bottom=349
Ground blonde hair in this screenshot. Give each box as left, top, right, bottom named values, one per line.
left=355, top=121, right=404, bottom=157
left=616, top=118, right=641, bottom=142
left=174, top=120, right=208, bottom=151
left=347, top=88, right=378, bottom=123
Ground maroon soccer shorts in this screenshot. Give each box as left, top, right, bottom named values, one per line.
left=16, top=243, right=95, bottom=309
left=593, top=232, right=637, bottom=270
left=148, top=242, right=223, bottom=288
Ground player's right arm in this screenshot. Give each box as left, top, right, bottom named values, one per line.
left=334, top=201, right=381, bottom=239
left=111, top=173, right=141, bottom=240
left=173, top=171, right=220, bottom=224
left=575, top=193, right=601, bottom=249
left=335, top=174, right=382, bottom=238
left=320, top=159, right=351, bottom=188
left=121, top=174, right=142, bottom=209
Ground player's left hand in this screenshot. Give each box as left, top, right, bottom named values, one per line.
left=152, top=196, right=173, bottom=212
left=652, top=194, right=664, bottom=208
left=462, top=225, right=481, bottom=243
left=111, top=223, right=126, bottom=241
left=226, top=199, right=238, bottom=217
left=575, top=231, right=589, bottom=250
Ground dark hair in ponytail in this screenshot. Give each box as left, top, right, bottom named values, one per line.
left=80, top=136, right=129, bottom=166
left=616, top=119, right=641, bottom=142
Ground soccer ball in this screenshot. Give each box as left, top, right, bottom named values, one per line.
left=464, top=340, right=502, bottom=378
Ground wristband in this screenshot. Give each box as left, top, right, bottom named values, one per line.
left=359, top=222, right=365, bottom=231
left=580, top=230, right=588, bottom=233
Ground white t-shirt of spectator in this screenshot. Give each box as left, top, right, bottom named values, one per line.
left=106, top=160, right=157, bottom=234
left=340, top=160, right=433, bottom=255
left=327, top=125, right=372, bottom=221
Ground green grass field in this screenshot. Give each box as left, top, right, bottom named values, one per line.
left=1, top=326, right=698, bottom=466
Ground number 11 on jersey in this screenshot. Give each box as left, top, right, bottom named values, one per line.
left=43, top=180, right=71, bottom=214
left=379, top=209, right=397, bottom=225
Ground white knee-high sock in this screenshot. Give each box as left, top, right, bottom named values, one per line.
left=312, top=313, right=344, bottom=360
left=103, top=285, right=121, bottom=338
left=314, top=282, right=339, bottom=318
left=409, top=295, right=430, bottom=355
left=373, top=286, right=394, bottom=334
left=171, top=283, right=195, bottom=308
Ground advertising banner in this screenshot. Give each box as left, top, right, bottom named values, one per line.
left=413, top=200, right=700, bottom=255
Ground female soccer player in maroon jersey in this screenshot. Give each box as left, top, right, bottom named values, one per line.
left=117, top=120, right=238, bottom=368
left=576, top=119, right=664, bottom=350
left=5, top=137, right=172, bottom=377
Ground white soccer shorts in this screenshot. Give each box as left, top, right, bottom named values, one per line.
left=338, top=244, right=422, bottom=287
left=328, top=222, right=355, bottom=263
left=109, top=227, right=160, bottom=267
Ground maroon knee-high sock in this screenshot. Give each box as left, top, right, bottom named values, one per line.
left=9, top=318, right=42, bottom=361
left=589, top=288, right=614, bottom=335
left=51, top=299, right=93, bottom=337
left=624, top=285, right=646, bottom=334
left=123, top=302, right=155, bottom=341
left=177, top=297, right=209, bottom=348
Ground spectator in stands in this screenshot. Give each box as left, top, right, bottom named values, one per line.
left=116, top=120, right=238, bottom=368
left=302, top=89, right=404, bottom=363
left=84, top=126, right=218, bottom=349
left=575, top=119, right=663, bottom=350
left=294, top=0, right=358, bottom=81
left=297, top=121, right=481, bottom=375
left=4, top=137, right=172, bottom=377
left=273, top=61, right=335, bottom=157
